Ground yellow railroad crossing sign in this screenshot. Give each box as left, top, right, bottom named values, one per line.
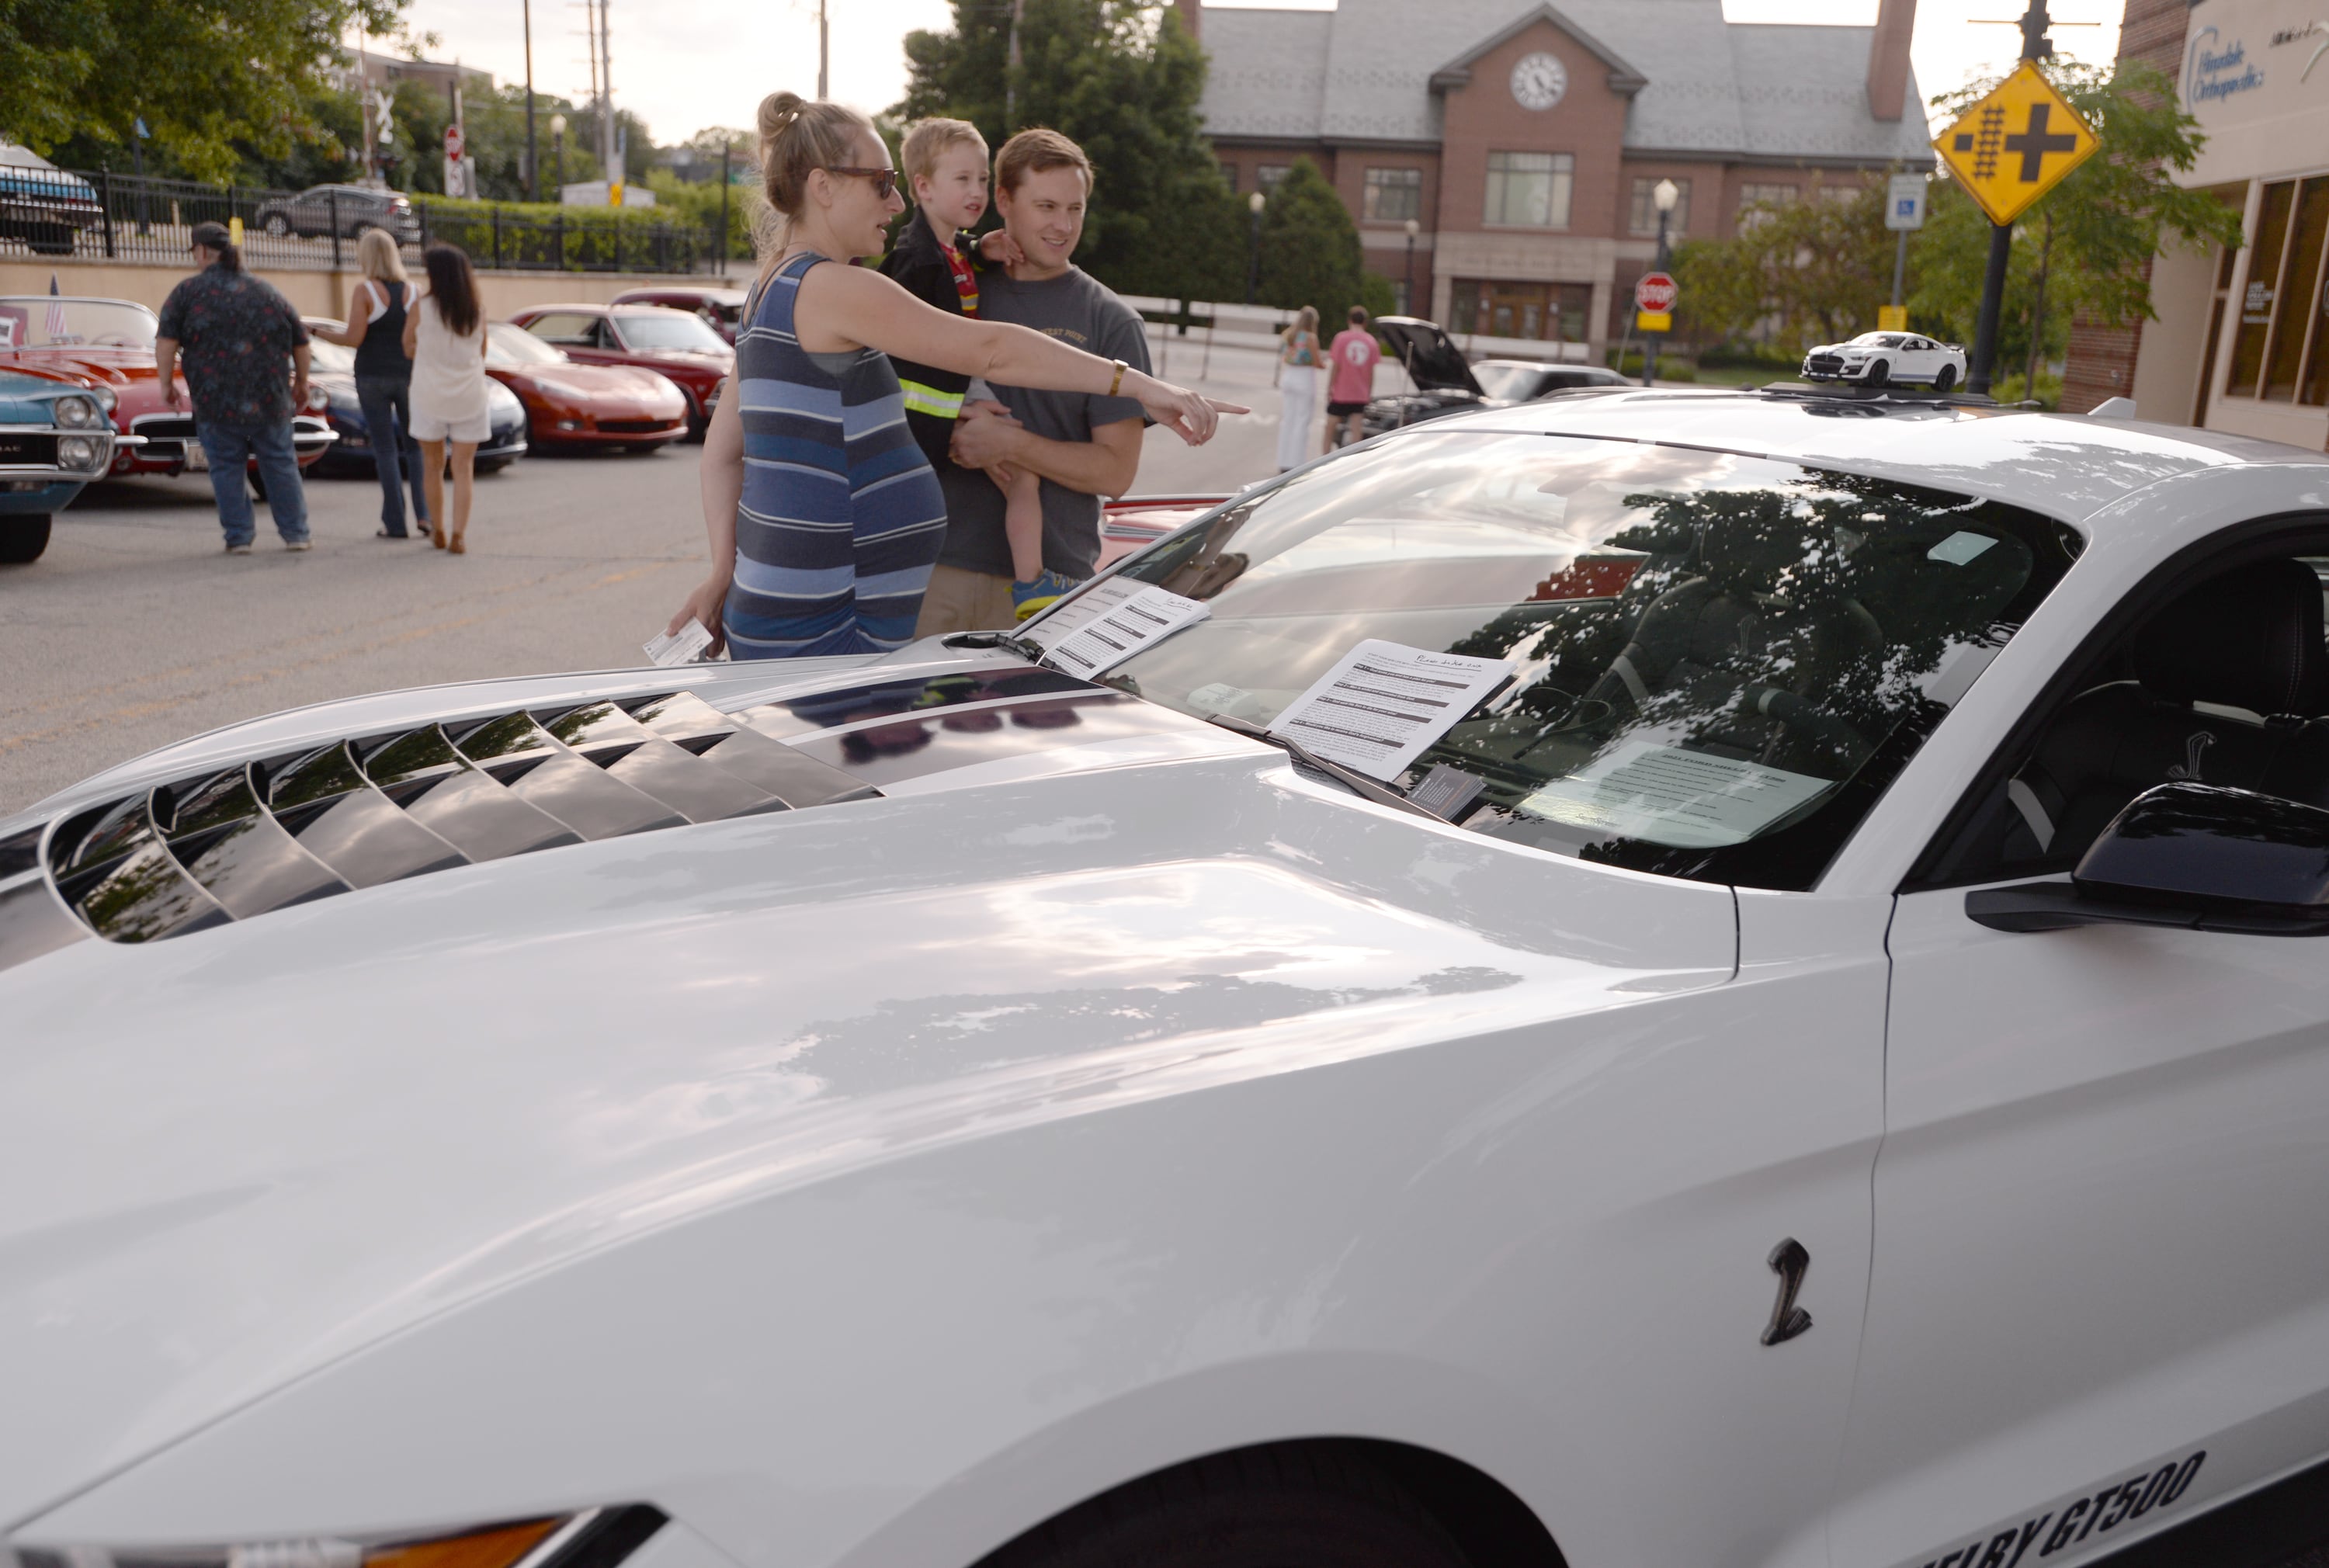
left=1933, top=61, right=2098, bottom=227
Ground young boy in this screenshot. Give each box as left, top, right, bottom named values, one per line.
left=878, top=120, right=1066, bottom=621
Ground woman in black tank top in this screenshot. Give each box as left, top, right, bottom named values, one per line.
left=312, top=229, right=431, bottom=539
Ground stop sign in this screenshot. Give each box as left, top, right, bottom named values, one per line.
left=1635, top=271, right=1678, bottom=314
left=443, top=123, right=465, bottom=161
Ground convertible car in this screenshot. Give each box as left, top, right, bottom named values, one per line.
left=0, top=295, right=334, bottom=481
left=8, top=390, right=2329, bottom=1568
left=0, top=366, right=132, bottom=562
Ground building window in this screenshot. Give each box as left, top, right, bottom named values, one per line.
left=1628, top=178, right=1691, bottom=237
left=1484, top=151, right=1573, bottom=228
left=1737, top=182, right=1798, bottom=230
left=1362, top=167, right=1422, bottom=223
left=1449, top=279, right=1592, bottom=342
left=2223, top=175, right=2329, bottom=404
left=1220, top=162, right=1237, bottom=193
left=1258, top=165, right=1293, bottom=195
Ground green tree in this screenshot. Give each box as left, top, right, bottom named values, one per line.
left=895, top=0, right=1237, bottom=300
left=0, top=0, right=409, bottom=183
left=1256, top=158, right=1363, bottom=325
left=1674, top=57, right=2240, bottom=391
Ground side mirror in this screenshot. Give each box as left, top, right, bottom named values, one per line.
left=1966, top=782, right=2329, bottom=936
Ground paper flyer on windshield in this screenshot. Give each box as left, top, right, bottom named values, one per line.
left=1519, top=741, right=1832, bottom=848
left=1022, top=577, right=1144, bottom=651
left=1041, top=584, right=1210, bottom=678
left=1267, top=640, right=1515, bottom=781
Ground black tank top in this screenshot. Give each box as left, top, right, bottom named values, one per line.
left=352, top=279, right=412, bottom=378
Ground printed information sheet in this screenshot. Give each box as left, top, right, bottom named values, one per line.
left=1021, top=577, right=1144, bottom=650
left=1519, top=741, right=1833, bottom=848
left=643, top=618, right=713, bottom=667
left=1042, top=584, right=1210, bottom=678
left=1267, top=640, right=1515, bottom=780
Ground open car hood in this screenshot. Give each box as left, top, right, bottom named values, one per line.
left=1371, top=317, right=1482, bottom=396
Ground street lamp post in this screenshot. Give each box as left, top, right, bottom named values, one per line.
left=1643, top=177, right=1678, bottom=388
left=550, top=113, right=567, bottom=196
left=1245, top=189, right=1265, bottom=307
left=1403, top=217, right=1419, bottom=314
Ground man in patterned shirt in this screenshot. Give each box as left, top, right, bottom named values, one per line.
left=156, top=221, right=313, bottom=553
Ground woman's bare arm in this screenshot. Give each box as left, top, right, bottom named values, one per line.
left=312, top=282, right=373, bottom=349
left=401, top=293, right=422, bottom=360
left=666, top=377, right=743, bottom=654
left=794, top=263, right=1241, bottom=444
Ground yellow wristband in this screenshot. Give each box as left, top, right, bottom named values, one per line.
left=1109, top=359, right=1126, bottom=397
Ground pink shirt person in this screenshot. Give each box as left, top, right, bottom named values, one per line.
left=1328, top=326, right=1381, bottom=405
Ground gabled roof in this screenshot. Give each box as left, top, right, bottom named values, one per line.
left=1196, top=0, right=1934, bottom=165
left=1426, top=5, right=1647, bottom=96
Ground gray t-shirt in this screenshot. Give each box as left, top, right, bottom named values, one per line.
left=935, top=265, right=1152, bottom=580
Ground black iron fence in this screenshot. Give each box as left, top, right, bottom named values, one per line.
left=0, top=165, right=720, bottom=276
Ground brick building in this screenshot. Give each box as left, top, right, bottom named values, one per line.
left=1187, top=0, right=1932, bottom=363
left=2064, top=0, right=2329, bottom=442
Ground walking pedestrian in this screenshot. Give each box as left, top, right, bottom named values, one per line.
left=1324, top=306, right=1383, bottom=454
left=154, top=220, right=312, bottom=554
left=403, top=245, right=490, bottom=555
left=1275, top=306, right=1321, bottom=473
left=665, top=92, right=1238, bottom=661
left=312, top=229, right=429, bottom=540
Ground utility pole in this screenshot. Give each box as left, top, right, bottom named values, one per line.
left=817, top=0, right=829, bottom=99
left=524, top=0, right=538, bottom=202
left=1967, top=0, right=2053, bottom=397
left=599, top=0, right=616, bottom=186
left=1005, top=0, right=1024, bottom=123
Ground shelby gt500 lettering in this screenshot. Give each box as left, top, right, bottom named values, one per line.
left=1915, top=1451, right=2206, bottom=1568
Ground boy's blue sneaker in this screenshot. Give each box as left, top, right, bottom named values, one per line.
left=1012, top=569, right=1084, bottom=621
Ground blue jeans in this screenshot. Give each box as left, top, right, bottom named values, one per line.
left=354, top=374, right=428, bottom=535
left=197, top=421, right=308, bottom=546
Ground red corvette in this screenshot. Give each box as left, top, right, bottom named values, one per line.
left=505, top=303, right=732, bottom=435
left=483, top=323, right=689, bottom=452
left=0, top=296, right=333, bottom=483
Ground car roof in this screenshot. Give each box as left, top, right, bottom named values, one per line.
left=1411, top=389, right=2329, bottom=525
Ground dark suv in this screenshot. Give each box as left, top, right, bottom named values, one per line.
left=252, top=185, right=418, bottom=242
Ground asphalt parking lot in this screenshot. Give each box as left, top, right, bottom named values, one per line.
left=0, top=338, right=1298, bottom=816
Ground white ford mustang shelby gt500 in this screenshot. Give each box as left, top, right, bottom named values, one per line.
left=1800, top=331, right=1968, bottom=390
left=7, top=390, right=2329, bottom=1568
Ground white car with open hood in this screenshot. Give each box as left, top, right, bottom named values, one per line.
left=1800, top=330, right=1967, bottom=390
left=9, top=389, right=2329, bottom=1568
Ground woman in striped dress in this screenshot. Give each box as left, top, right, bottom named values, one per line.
left=666, top=93, right=1240, bottom=661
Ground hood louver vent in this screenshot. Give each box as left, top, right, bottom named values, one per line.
left=0, top=666, right=1126, bottom=977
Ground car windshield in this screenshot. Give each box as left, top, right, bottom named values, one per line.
left=0, top=298, right=158, bottom=351
left=304, top=330, right=356, bottom=373
left=1852, top=334, right=1907, bottom=349
left=1473, top=364, right=1550, bottom=401
left=616, top=313, right=725, bottom=350
left=487, top=323, right=567, bottom=365
left=1048, top=430, right=2078, bottom=890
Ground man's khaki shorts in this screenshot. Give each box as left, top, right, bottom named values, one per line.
left=915, top=564, right=1018, bottom=639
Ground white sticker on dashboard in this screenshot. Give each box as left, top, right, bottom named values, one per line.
left=1519, top=741, right=1831, bottom=848
left=1043, top=584, right=1210, bottom=678
left=1267, top=640, right=1515, bottom=781
left=1928, top=530, right=1998, bottom=565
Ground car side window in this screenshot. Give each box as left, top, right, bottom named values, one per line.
left=592, top=319, right=622, bottom=349
left=526, top=314, right=596, bottom=346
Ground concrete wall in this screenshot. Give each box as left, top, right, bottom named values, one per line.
left=0, top=256, right=729, bottom=326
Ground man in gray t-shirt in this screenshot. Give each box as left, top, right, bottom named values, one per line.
left=917, top=130, right=1154, bottom=637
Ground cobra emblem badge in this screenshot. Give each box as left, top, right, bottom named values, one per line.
left=2168, top=730, right=2213, bottom=782
left=1761, top=1238, right=1813, bottom=1346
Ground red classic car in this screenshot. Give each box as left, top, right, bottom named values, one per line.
left=483, top=322, right=689, bottom=452
left=505, top=303, right=732, bottom=435
left=607, top=285, right=748, bottom=345
left=0, top=296, right=333, bottom=482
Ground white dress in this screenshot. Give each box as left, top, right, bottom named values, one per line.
left=1276, top=333, right=1321, bottom=472
left=408, top=293, right=491, bottom=442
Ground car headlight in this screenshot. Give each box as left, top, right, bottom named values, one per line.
left=52, top=395, right=99, bottom=428
left=13, top=1507, right=667, bottom=1568
left=57, top=434, right=102, bottom=470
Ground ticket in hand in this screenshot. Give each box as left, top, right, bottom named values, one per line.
left=644, top=618, right=714, bottom=666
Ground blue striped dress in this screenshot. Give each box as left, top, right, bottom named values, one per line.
left=724, top=252, right=948, bottom=659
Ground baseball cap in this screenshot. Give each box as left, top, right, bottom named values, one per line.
left=189, top=220, right=233, bottom=252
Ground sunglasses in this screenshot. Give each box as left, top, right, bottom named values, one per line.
left=825, top=166, right=900, bottom=200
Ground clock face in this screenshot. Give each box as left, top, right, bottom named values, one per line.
left=1511, top=51, right=1567, bottom=111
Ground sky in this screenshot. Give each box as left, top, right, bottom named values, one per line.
left=381, top=0, right=2125, bottom=152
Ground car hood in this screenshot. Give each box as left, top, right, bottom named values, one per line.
left=489, top=361, right=681, bottom=401
left=0, top=651, right=1734, bottom=1527
left=1371, top=317, right=1482, bottom=395
left=3, top=347, right=158, bottom=387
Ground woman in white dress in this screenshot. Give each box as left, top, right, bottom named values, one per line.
left=1274, top=305, right=1322, bottom=473
left=401, top=244, right=491, bottom=553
